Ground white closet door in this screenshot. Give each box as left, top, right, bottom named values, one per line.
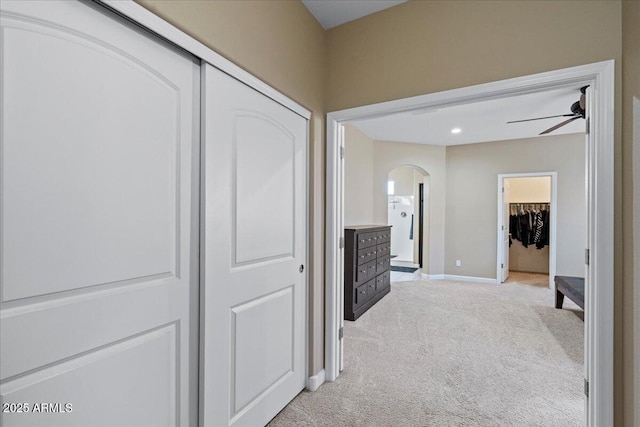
left=1, top=1, right=199, bottom=425
left=201, top=64, right=307, bottom=427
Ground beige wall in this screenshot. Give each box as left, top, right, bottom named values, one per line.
left=373, top=141, right=446, bottom=275
left=507, top=177, right=551, bottom=203
left=343, top=128, right=433, bottom=267
left=622, top=1, right=639, bottom=425
left=510, top=244, right=550, bottom=275
left=356, top=134, right=583, bottom=277
left=344, top=124, right=374, bottom=226
left=326, top=0, right=621, bottom=112
left=445, top=134, right=586, bottom=279
left=388, top=166, right=416, bottom=196
left=135, top=0, right=327, bottom=375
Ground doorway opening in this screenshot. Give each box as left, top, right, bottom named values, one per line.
left=497, top=173, right=558, bottom=289
left=325, top=61, right=614, bottom=425
left=387, top=165, right=428, bottom=277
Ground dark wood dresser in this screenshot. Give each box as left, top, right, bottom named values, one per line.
left=344, top=225, right=392, bottom=321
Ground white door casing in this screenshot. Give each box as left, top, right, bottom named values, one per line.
left=502, top=179, right=511, bottom=282
left=326, top=61, right=614, bottom=426
left=584, top=84, right=593, bottom=424
left=1, top=1, right=200, bottom=426
left=200, top=64, right=307, bottom=426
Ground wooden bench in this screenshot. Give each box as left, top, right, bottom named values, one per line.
left=554, top=276, right=584, bottom=310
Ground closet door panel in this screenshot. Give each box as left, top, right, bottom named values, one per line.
left=1, top=1, right=199, bottom=425
left=3, top=18, right=178, bottom=300
left=201, top=63, right=307, bottom=427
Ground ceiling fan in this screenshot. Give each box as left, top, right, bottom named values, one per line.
left=507, top=86, right=588, bottom=135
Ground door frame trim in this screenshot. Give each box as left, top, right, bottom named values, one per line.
left=325, top=61, right=614, bottom=426
left=496, top=172, right=558, bottom=288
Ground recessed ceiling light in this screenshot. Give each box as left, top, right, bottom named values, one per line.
left=451, top=128, right=462, bottom=134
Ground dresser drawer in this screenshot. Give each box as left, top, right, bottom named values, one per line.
left=356, top=263, right=368, bottom=283
left=357, top=232, right=378, bottom=249
left=378, top=229, right=391, bottom=243
left=376, top=271, right=390, bottom=291
left=376, top=255, right=391, bottom=273
left=357, top=247, right=377, bottom=265
left=382, top=270, right=390, bottom=287
left=354, top=281, right=369, bottom=307
left=367, top=260, right=378, bottom=278
left=356, top=260, right=377, bottom=283
left=376, top=243, right=390, bottom=257
left=367, top=280, right=377, bottom=298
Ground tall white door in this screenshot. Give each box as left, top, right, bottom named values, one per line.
left=1, top=2, right=200, bottom=426
left=388, top=196, right=415, bottom=262
left=502, top=180, right=511, bottom=282
left=201, top=64, right=307, bottom=426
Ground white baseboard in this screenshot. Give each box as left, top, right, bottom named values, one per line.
left=425, top=274, right=498, bottom=285
left=306, top=369, right=325, bottom=392
left=444, top=274, right=498, bottom=284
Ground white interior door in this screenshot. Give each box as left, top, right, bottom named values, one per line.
left=388, top=196, right=415, bottom=261
left=201, top=64, right=307, bottom=426
left=502, top=179, right=511, bottom=282
left=1, top=1, right=200, bottom=425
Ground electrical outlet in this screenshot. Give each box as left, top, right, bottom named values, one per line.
left=455, top=260, right=461, bottom=267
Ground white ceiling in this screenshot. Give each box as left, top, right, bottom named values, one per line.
left=301, top=0, right=407, bottom=30
left=350, top=85, right=586, bottom=146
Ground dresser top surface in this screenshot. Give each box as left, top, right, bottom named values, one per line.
left=344, top=225, right=392, bottom=231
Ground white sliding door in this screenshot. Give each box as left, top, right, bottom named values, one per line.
left=1, top=1, right=200, bottom=425
left=201, top=64, right=307, bottom=427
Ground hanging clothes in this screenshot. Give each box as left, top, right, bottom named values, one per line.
left=509, top=214, right=520, bottom=242
left=509, top=204, right=550, bottom=249
left=536, top=209, right=550, bottom=249
left=519, top=210, right=531, bottom=248
left=533, top=210, right=543, bottom=246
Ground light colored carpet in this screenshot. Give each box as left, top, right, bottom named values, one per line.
left=269, top=273, right=584, bottom=426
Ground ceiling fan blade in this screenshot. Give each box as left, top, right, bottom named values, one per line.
left=539, top=116, right=581, bottom=135
left=579, top=93, right=586, bottom=110
left=507, top=114, right=577, bottom=124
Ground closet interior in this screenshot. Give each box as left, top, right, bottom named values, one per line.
left=505, top=177, right=552, bottom=276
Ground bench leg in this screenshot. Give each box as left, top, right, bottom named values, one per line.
left=555, top=290, right=565, bottom=309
